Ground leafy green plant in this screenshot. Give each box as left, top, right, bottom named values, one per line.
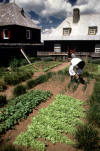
left=14, top=94, right=84, bottom=150
left=13, top=85, right=26, bottom=97
left=0, top=95, right=7, bottom=107
left=75, top=124, right=99, bottom=151
left=0, top=90, right=52, bottom=134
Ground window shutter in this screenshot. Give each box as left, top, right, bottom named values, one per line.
left=0, top=31, right=4, bottom=39
left=8, top=30, right=11, bottom=38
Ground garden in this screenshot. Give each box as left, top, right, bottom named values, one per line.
left=0, top=57, right=100, bottom=151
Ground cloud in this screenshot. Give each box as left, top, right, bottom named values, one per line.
left=76, top=0, right=100, bottom=14
left=32, top=19, right=40, bottom=25
left=14, top=0, right=72, bottom=18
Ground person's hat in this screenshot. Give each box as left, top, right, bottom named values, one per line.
left=70, top=50, right=73, bottom=53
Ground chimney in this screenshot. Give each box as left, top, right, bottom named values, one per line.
left=21, top=8, right=25, bottom=17
left=73, top=8, right=80, bottom=23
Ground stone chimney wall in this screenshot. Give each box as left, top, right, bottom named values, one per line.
left=73, top=8, right=80, bottom=23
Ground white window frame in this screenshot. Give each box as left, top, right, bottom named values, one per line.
left=54, top=44, right=61, bottom=53
left=95, top=48, right=100, bottom=53
left=26, top=30, right=31, bottom=39
left=88, top=27, right=97, bottom=35
left=3, top=29, right=9, bottom=39
left=63, top=28, right=71, bottom=36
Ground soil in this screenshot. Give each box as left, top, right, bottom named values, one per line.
left=0, top=62, right=95, bottom=151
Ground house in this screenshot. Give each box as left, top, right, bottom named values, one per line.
left=0, top=2, right=41, bottom=65
left=41, top=8, right=100, bottom=58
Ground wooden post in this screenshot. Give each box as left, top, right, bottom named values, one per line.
left=20, top=48, right=31, bottom=64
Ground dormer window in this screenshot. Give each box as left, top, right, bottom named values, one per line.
left=63, top=28, right=71, bottom=36
left=88, top=26, right=97, bottom=35
left=26, top=30, right=31, bottom=39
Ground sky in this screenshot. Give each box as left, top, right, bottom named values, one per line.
left=0, top=0, right=100, bottom=36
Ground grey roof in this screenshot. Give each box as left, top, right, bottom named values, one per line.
left=0, top=3, right=40, bottom=29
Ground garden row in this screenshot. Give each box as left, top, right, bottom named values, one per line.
left=0, top=90, right=52, bottom=134
left=14, top=94, right=84, bottom=151
left=0, top=60, right=62, bottom=91
left=74, top=77, right=100, bottom=151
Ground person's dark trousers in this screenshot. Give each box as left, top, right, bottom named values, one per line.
left=78, top=75, right=85, bottom=84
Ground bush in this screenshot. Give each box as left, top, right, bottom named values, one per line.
left=4, top=70, right=33, bottom=85
left=13, top=85, right=26, bottom=97
left=0, top=79, right=7, bottom=92
left=0, top=95, right=7, bottom=107
left=26, top=72, right=53, bottom=89
left=87, top=104, right=100, bottom=126
left=1, top=144, right=22, bottom=151
left=75, top=124, right=99, bottom=151
left=9, top=58, right=20, bottom=70
left=0, top=67, right=6, bottom=77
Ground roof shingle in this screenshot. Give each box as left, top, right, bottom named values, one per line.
left=0, top=3, right=40, bottom=29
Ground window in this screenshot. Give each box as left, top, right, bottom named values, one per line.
left=26, top=30, right=31, bottom=39
left=54, top=44, right=61, bottom=52
left=3, top=29, right=10, bottom=39
left=88, top=26, right=97, bottom=35
left=95, top=48, right=100, bottom=53
left=63, top=28, right=71, bottom=36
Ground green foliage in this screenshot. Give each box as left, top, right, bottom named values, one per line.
left=89, top=81, right=100, bottom=104
left=43, top=62, right=61, bottom=72
left=84, top=63, right=98, bottom=73
left=87, top=103, right=100, bottom=126
left=4, top=70, right=33, bottom=85
left=13, top=85, right=26, bottom=97
left=75, top=124, right=99, bottom=151
left=14, top=94, right=84, bottom=150
left=9, top=58, right=20, bottom=70
left=0, top=90, right=52, bottom=134
left=0, top=67, right=7, bottom=77
left=1, top=144, right=22, bottom=151
left=57, top=67, right=69, bottom=76
left=0, top=79, right=7, bottom=92
left=0, top=95, right=7, bottom=107
left=26, top=72, right=54, bottom=89
left=88, top=59, right=100, bottom=65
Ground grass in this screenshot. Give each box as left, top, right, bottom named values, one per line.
left=75, top=124, right=99, bottom=151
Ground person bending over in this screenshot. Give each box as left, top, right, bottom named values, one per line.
left=69, top=58, right=85, bottom=84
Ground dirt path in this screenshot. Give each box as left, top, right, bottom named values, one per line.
left=0, top=62, right=95, bottom=151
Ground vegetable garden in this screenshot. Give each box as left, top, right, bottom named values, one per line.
left=0, top=58, right=100, bottom=151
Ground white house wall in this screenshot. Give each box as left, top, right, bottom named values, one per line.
left=43, top=14, right=100, bottom=41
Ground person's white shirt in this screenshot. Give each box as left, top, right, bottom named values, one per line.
left=69, top=58, right=82, bottom=76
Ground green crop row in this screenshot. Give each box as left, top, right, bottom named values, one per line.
left=14, top=94, right=84, bottom=151
left=4, top=69, right=33, bottom=85
left=43, top=62, right=62, bottom=72
left=0, top=90, right=52, bottom=134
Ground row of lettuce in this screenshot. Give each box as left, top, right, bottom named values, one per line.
left=14, top=94, right=84, bottom=151
left=0, top=90, right=52, bottom=134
